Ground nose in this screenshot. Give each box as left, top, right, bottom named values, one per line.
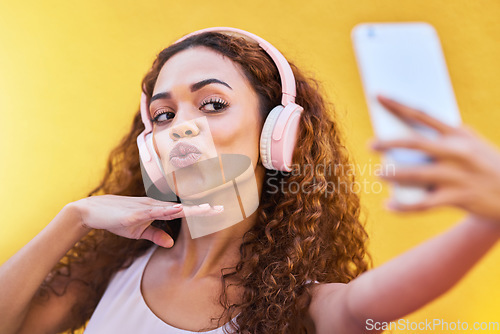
left=169, top=120, right=200, bottom=140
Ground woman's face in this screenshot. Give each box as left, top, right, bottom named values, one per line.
left=150, top=46, right=264, bottom=197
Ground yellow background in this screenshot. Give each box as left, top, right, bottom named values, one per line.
left=1, top=0, right=499, bottom=333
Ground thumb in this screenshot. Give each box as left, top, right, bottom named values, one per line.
left=140, top=225, right=174, bottom=248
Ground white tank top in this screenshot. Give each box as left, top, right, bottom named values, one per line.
left=84, top=245, right=238, bottom=333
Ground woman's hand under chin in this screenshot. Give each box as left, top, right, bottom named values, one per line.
left=66, top=195, right=223, bottom=248
left=370, top=95, right=500, bottom=224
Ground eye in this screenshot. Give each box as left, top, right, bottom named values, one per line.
left=152, top=110, right=175, bottom=124
left=200, top=97, right=229, bottom=112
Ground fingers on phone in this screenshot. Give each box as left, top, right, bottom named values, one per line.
left=371, top=136, right=474, bottom=164
left=385, top=187, right=458, bottom=212
left=376, top=95, right=456, bottom=135
left=371, top=137, right=437, bottom=155
left=378, top=164, right=461, bottom=186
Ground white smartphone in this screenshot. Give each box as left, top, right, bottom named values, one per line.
left=351, top=22, right=462, bottom=205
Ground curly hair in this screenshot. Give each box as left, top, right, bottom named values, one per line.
left=35, top=31, right=371, bottom=333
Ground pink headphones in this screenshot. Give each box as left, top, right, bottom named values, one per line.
left=137, top=27, right=303, bottom=195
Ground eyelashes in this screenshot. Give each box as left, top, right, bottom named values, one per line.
left=152, top=110, right=174, bottom=124
left=199, top=97, right=229, bottom=112
left=151, top=97, right=230, bottom=124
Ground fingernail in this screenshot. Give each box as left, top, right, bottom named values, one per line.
left=198, top=203, right=210, bottom=208
left=173, top=204, right=182, bottom=208
left=213, top=205, right=224, bottom=211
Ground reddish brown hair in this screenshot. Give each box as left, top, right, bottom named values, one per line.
left=37, top=32, right=371, bottom=333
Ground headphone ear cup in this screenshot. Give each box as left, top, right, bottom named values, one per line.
left=137, top=132, right=174, bottom=199
left=260, top=103, right=303, bottom=172
left=260, top=105, right=284, bottom=170
left=145, top=133, right=167, bottom=178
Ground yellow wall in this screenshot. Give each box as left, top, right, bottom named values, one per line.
left=1, top=0, right=499, bottom=333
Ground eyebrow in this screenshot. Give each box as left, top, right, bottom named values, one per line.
left=149, top=78, right=232, bottom=108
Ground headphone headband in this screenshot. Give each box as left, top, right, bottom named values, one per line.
left=172, top=27, right=297, bottom=106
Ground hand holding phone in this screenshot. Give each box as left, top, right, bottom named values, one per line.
left=351, top=22, right=462, bottom=205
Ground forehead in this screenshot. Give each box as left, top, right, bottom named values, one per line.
left=153, top=46, right=249, bottom=94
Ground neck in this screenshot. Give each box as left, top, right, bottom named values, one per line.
left=167, top=163, right=265, bottom=280
left=169, top=211, right=258, bottom=280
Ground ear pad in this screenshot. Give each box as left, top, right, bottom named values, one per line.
left=260, top=105, right=283, bottom=170
left=137, top=131, right=171, bottom=195
left=146, top=133, right=167, bottom=178
left=260, top=103, right=304, bottom=172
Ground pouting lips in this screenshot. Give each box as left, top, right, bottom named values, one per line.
left=169, top=142, right=202, bottom=168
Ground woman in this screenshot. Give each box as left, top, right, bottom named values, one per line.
left=1, top=28, right=499, bottom=334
